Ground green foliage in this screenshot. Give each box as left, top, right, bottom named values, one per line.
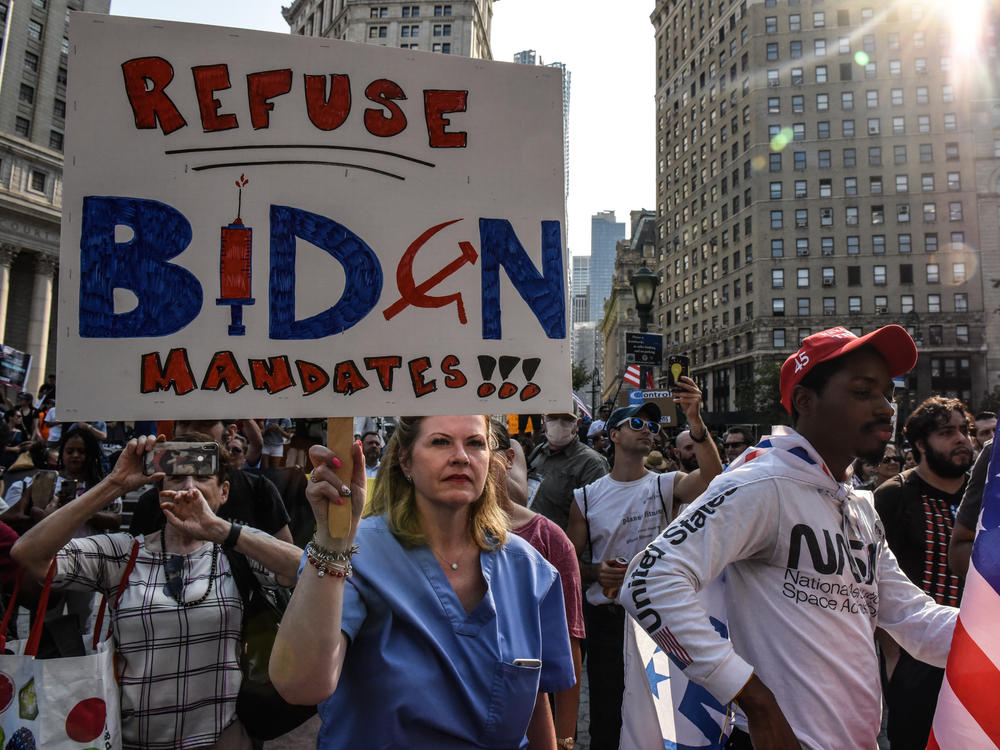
left=571, top=361, right=593, bottom=391
left=734, top=358, right=787, bottom=428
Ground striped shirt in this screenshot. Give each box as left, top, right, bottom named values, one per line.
left=54, top=531, right=272, bottom=749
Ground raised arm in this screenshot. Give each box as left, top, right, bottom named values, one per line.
left=671, top=376, right=723, bottom=504
left=270, top=441, right=365, bottom=705
left=12, top=435, right=162, bottom=581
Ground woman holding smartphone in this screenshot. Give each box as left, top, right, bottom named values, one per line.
left=271, top=415, right=575, bottom=750
left=12, top=433, right=303, bottom=749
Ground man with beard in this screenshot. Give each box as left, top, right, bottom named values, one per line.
left=674, top=429, right=700, bottom=472
left=527, top=410, right=609, bottom=529
left=619, top=327, right=957, bottom=750
left=566, top=379, right=722, bottom=750
left=361, top=430, right=383, bottom=479
left=873, top=395, right=973, bottom=749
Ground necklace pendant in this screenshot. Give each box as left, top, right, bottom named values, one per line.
left=450, top=562, right=459, bottom=570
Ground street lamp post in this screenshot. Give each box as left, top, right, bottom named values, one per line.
left=629, top=266, right=660, bottom=392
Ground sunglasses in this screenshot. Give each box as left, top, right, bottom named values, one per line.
left=881, top=456, right=902, bottom=464
left=615, top=417, right=661, bottom=435
left=163, top=555, right=185, bottom=601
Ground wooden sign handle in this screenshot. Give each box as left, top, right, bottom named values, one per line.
left=325, top=417, right=355, bottom=538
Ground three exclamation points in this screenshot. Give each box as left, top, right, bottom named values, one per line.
left=476, top=356, right=542, bottom=401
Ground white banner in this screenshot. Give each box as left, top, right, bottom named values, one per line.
left=58, top=14, right=568, bottom=420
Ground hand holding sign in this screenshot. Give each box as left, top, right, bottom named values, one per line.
left=305, top=437, right=365, bottom=544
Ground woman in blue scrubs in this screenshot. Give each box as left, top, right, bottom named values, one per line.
left=272, top=415, right=575, bottom=749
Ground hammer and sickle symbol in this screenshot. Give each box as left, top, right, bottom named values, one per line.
left=382, top=219, right=478, bottom=324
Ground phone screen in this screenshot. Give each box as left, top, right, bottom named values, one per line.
left=666, top=354, right=691, bottom=387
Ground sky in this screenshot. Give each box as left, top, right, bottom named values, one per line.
left=108, top=0, right=656, bottom=254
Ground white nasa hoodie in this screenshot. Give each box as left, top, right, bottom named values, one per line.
left=622, top=426, right=957, bottom=750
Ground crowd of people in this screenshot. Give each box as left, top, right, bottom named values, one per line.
left=0, top=324, right=993, bottom=749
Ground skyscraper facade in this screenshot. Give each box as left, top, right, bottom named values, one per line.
left=590, top=210, right=625, bottom=324
left=283, top=0, right=496, bottom=59
left=571, top=253, right=590, bottom=324
left=651, top=0, right=999, bottom=418
left=0, top=0, right=110, bottom=392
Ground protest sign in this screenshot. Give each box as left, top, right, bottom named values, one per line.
left=0, top=345, right=31, bottom=391
left=58, top=14, right=568, bottom=420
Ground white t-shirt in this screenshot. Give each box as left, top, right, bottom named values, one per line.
left=574, top=471, right=675, bottom=605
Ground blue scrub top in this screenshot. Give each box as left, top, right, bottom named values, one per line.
left=316, top=515, right=575, bottom=749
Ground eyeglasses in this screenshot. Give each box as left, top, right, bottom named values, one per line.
left=615, top=417, right=661, bottom=435
left=881, top=456, right=901, bottom=464
left=163, top=555, right=185, bottom=601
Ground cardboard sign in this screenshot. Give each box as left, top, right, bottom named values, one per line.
left=625, top=332, right=662, bottom=366
left=57, top=15, right=569, bottom=420
left=627, top=390, right=678, bottom=426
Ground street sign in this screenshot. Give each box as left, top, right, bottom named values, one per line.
left=0, top=345, right=31, bottom=391
left=625, top=332, right=662, bottom=365
left=627, top=389, right=678, bottom=425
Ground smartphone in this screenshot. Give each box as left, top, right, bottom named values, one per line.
left=512, top=658, right=542, bottom=668
left=144, top=442, right=219, bottom=476
left=666, top=354, right=691, bottom=388
left=56, top=478, right=79, bottom=505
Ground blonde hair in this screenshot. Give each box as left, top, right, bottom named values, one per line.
left=363, top=416, right=508, bottom=550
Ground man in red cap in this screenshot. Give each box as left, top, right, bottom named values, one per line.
left=619, top=326, right=958, bottom=750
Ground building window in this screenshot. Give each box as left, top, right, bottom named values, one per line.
left=770, top=182, right=782, bottom=199
left=869, top=147, right=881, bottom=166
left=791, top=95, right=805, bottom=113
left=813, top=11, right=825, bottom=27
left=843, top=148, right=856, bottom=167
left=897, top=203, right=910, bottom=222
left=795, top=181, right=807, bottom=199
left=24, top=52, right=38, bottom=72
left=846, top=206, right=859, bottom=225
left=772, top=269, right=785, bottom=288
left=919, top=143, right=933, bottom=162
left=770, top=210, right=783, bottom=229
left=771, top=239, right=784, bottom=258
left=916, top=87, right=929, bottom=105
left=942, top=85, right=955, bottom=103
left=767, top=70, right=780, bottom=87
left=925, top=233, right=938, bottom=252
left=823, top=297, right=836, bottom=315
left=954, top=293, right=968, bottom=312
left=773, top=329, right=786, bottom=348
left=14, top=117, right=30, bottom=137
left=814, top=39, right=827, bottom=56
left=927, top=263, right=941, bottom=283
left=845, top=177, right=857, bottom=196
left=434, top=5, right=452, bottom=16
left=894, top=145, right=907, bottom=165
left=873, top=265, right=887, bottom=285
left=765, top=16, right=778, bottom=32
left=789, top=14, right=801, bottom=30
left=29, top=170, right=46, bottom=192
left=791, top=67, right=804, bottom=85
left=921, top=174, right=935, bottom=192
left=768, top=97, right=780, bottom=114
left=57, top=67, right=67, bottom=86
left=19, top=84, right=34, bottom=104
left=892, top=116, right=905, bottom=135
left=956, top=325, right=969, bottom=344
left=953, top=262, right=966, bottom=283
left=875, top=296, right=888, bottom=313
left=949, top=202, right=963, bottom=221
left=899, top=234, right=912, bottom=254
left=822, top=267, right=835, bottom=285
left=797, top=268, right=809, bottom=288
left=27, top=20, right=43, bottom=40
left=769, top=153, right=782, bottom=171
left=790, top=40, right=803, bottom=59
left=873, top=235, right=886, bottom=255
left=820, top=207, right=833, bottom=226
left=402, top=6, right=420, bottom=16
left=821, top=237, right=834, bottom=256
left=901, top=294, right=915, bottom=313
left=923, top=203, right=937, bottom=222
left=867, top=118, right=880, bottom=135
left=947, top=172, right=960, bottom=191
left=767, top=43, right=779, bottom=61
left=773, top=298, right=785, bottom=316
left=839, top=36, right=851, bottom=54
left=48, top=130, right=63, bottom=152
left=945, top=142, right=960, bottom=161
left=796, top=237, right=810, bottom=254
left=915, top=58, right=928, bottom=74
left=842, top=119, right=855, bottom=137
left=927, top=294, right=941, bottom=313
left=817, top=121, right=830, bottom=139
left=53, top=98, right=66, bottom=119
left=815, top=65, right=828, bottom=83
left=847, top=236, right=860, bottom=255
left=794, top=151, right=807, bottom=170
left=848, top=296, right=862, bottom=313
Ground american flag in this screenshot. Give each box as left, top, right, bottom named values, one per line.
left=623, top=364, right=641, bottom=387
left=926, top=437, right=1000, bottom=748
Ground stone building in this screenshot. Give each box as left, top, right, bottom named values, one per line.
left=282, top=0, right=496, bottom=59
left=650, top=0, right=999, bottom=420
left=0, top=0, right=110, bottom=395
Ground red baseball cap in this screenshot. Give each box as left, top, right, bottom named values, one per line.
left=779, top=325, right=917, bottom=414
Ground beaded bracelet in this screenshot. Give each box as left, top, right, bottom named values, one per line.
left=306, top=548, right=353, bottom=578
left=308, top=538, right=359, bottom=563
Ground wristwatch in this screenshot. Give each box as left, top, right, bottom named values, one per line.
left=557, top=739, right=575, bottom=750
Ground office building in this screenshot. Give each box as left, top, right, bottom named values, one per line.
left=283, top=0, right=496, bottom=59
left=651, top=0, right=999, bottom=419
left=0, top=0, right=110, bottom=393
left=513, top=50, right=571, bottom=200
left=590, top=209, right=625, bottom=324
left=571, top=253, right=590, bottom=324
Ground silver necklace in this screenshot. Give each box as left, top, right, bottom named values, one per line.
left=430, top=544, right=471, bottom=571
